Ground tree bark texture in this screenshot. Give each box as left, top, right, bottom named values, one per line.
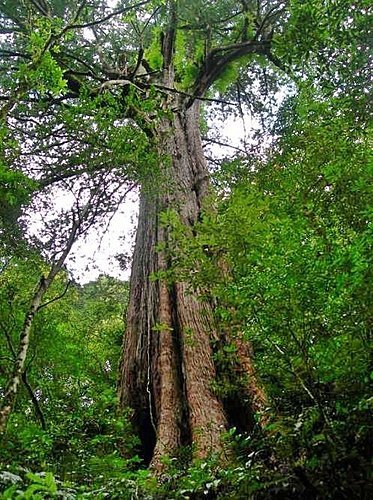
left=118, top=103, right=227, bottom=468
left=118, top=102, right=266, bottom=469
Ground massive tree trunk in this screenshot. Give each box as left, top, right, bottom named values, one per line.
left=117, top=101, right=266, bottom=469
left=118, top=102, right=226, bottom=467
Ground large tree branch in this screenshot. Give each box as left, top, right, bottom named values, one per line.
left=186, top=1, right=288, bottom=106
left=146, top=82, right=237, bottom=107
left=208, top=39, right=269, bottom=56
left=0, top=1, right=151, bottom=118
left=190, top=39, right=271, bottom=105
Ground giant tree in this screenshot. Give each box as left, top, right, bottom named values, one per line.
left=1, top=0, right=367, bottom=469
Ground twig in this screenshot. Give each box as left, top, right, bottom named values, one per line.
left=21, top=370, right=47, bottom=430
left=202, top=137, right=247, bottom=154
left=147, top=82, right=237, bottom=107
left=37, top=280, right=71, bottom=311
left=0, top=322, right=16, bottom=358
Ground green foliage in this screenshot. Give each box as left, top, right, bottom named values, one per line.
left=0, top=122, right=36, bottom=239
left=275, top=0, right=371, bottom=117
left=173, top=30, right=203, bottom=90
left=16, top=16, right=67, bottom=96
left=145, top=26, right=164, bottom=71
left=214, top=62, right=240, bottom=94
left=0, top=266, right=137, bottom=485
left=0, top=1, right=371, bottom=497
left=0, top=162, right=36, bottom=234
left=54, top=88, right=162, bottom=189
left=0, top=164, right=33, bottom=206
left=2, top=472, right=58, bottom=499
left=19, top=50, right=67, bottom=96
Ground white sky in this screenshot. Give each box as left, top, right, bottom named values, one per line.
left=66, top=191, right=138, bottom=283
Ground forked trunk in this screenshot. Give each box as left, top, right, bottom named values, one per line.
left=118, top=102, right=265, bottom=469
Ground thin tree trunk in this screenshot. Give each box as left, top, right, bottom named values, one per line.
left=0, top=276, right=52, bottom=433
left=0, top=215, right=81, bottom=433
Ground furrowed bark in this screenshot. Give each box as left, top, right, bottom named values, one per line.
left=174, top=281, right=227, bottom=457
left=118, top=90, right=271, bottom=468
left=118, top=102, right=228, bottom=469
left=235, top=337, right=268, bottom=420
